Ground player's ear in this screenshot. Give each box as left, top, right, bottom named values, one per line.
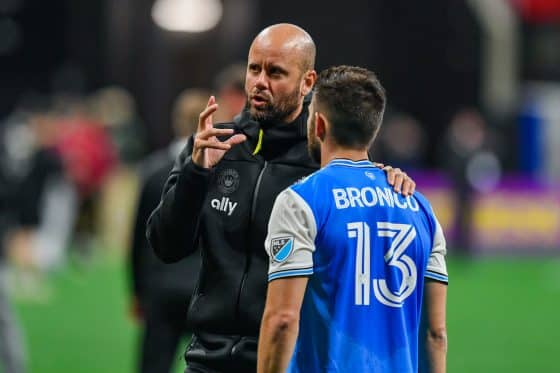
left=301, top=70, right=317, bottom=97
left=316, top=112, right=327, bottom=142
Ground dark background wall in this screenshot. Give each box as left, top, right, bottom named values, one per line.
left=2, top=0, right=559, bottom=163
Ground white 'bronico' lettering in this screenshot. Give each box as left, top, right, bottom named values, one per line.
left=332, top=187, right=419, bottom=212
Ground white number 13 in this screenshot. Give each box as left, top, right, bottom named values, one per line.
left=348, top=222, right=417, bottom=308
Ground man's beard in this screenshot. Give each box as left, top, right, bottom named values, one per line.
left=248, top=88, right=301, bottom=124
left=307, top=137, right=321, bottom=164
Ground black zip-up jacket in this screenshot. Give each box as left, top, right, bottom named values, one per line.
left=146, top=99, right=317, bottom=372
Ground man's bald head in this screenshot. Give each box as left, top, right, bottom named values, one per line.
left=250, top=23, right=316, bottom=72
left=245, top=24, right=317, bottom=123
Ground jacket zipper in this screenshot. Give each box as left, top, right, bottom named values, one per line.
left=234, top=160, right=268, bottom=322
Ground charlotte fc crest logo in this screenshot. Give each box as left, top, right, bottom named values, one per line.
left=271, top=237, right=294, bottom=262
left=217, top=168, right=240, bottom=195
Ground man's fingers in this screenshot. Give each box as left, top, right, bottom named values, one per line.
left=198, top=103, right=219, bottom=131
left=381, top=165, right=417, bottom=196
left=199, top=103, right=218, bottom=123
left=389, top=168, right=404, bottom=193
left=196, top=127, right=234, bottom=140
left=206, top=96, right=216, bottom=127
left=194, top=138, right=232, bottom=151
left=194, top=129, right=245, bottom=153
left=403, top=179, right=416, bottom=196
left=225, top=134, right=247, bottom=146
left=383, top=165, right=395, bottom=184
left=392, top=172, right=405, bottom=193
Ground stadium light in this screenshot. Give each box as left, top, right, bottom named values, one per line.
left=151, top=0, right=223, bottom=33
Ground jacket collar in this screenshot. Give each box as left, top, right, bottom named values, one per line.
left=234, top=94, right=311, bottom=160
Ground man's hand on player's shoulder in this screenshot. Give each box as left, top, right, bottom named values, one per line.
left=375, top=163, right=416, bottom=196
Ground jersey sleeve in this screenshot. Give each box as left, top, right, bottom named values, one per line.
left=425, top=218, right=449, bottom=284
left=265, top=188, right=317, bottom=282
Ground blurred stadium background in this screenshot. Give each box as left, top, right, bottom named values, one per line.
left=1, top=0, right=559, bottom=372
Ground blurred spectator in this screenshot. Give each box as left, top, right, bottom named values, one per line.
left=513, top=0, right=560, bottom=23
left=439, top=108, right=502, bottom=254
left=88, top=86, right=147, bottom=164
left=55, top=102, right=118, bottom=258
left=212, top=63, right=247, bottom=123
left=8, top=105, right=77, bottom=272
left=57, top=114, right=118, bottom=199
left=0, top=113, right=28, bottom=373
left=129, top=89, right=206, bottom=373
left=86, top=87, right=143, bottom=253
left=372, top=112, right=427, bottom=170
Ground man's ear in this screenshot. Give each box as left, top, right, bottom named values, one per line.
left=301, top=70, right=317, bottom=97
left=315, top=112, right=327, bottom=142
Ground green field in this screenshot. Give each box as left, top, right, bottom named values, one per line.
left=14, top=255, right=560, bottom=372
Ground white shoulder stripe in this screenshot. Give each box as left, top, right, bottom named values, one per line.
left=268, top=267, right=314, bottom=281
left=425, top=271, right=449, bottom=283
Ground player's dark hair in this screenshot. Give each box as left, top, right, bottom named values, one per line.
left=313, top=65, right=386, bottom=149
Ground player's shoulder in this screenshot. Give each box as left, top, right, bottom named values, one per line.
left=409, top=190, right=439, bottom=223
left=327, top=159, right=385, bottom=182
left=282, top=169, right=333, bottom=214
left=272, top=186, right=315, bottom=221
left=289, top=166, right=335, bottom=192
left=411, top=189, right=429, bottom=205
left=289, top=160, right=384, bottom=196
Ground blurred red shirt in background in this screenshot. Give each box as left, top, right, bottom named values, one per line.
left=512, top=0, right=560, bottom=22
left=56, top=117, right=117, bottom=198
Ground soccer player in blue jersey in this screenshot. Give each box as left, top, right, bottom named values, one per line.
left=257, top=65, right=448, bottom=373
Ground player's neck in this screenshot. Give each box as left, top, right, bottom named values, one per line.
left=321, top=147, right=369, bottom=167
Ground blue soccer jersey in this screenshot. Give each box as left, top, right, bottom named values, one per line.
left=265, top=159, right=448, bottom=373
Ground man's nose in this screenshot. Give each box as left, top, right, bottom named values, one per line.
left=254, top=71, right=268, bottom=89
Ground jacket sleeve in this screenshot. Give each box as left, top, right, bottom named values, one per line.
left=146, top=137, right=212, bottom=263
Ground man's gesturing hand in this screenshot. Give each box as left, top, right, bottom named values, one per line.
left=192, top=96, right=247, bottom=169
